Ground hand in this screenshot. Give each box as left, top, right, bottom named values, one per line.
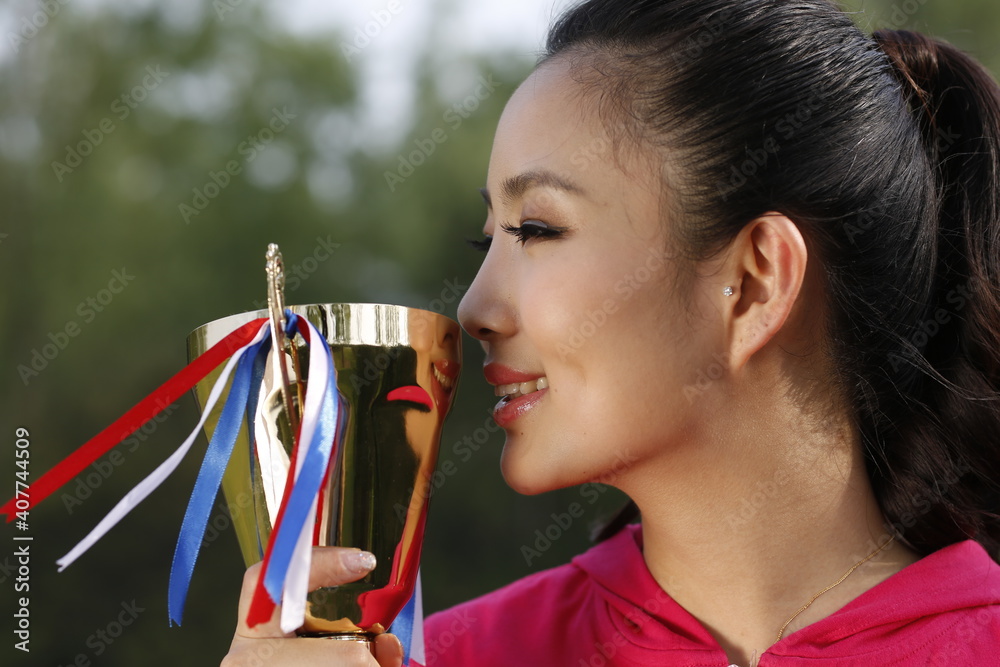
left=221, top=547, right=404, bottom=667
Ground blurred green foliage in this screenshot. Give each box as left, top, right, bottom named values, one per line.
left=1, top=0, right=998, bottom=664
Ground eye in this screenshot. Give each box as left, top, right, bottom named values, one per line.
left=500, top=220, right=567, bottom=245
left=465, top=236, right=492, bottom=252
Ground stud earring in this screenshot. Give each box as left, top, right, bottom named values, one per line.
left=723, top=286, right=735, bottom=297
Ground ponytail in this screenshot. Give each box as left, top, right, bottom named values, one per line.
left=869, top=30, right=1000, bottom=555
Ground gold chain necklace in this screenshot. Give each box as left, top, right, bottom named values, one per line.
left=774, top=535, right=896, bottom=642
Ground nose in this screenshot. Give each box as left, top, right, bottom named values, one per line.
left=457, top=249, right=516, bottom=344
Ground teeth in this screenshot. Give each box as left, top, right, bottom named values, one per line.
left=494, top=376, right=548, bottom=399
left=433, top=365, right=455, bottom=390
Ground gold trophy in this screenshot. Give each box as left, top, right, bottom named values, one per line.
left=186, top=245, right=461, bottom=648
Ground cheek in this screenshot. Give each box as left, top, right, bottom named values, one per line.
left=517, top=247, right=648, bottom=360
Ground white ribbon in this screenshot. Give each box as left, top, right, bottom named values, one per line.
left=56, top=320, right=271, bottom=571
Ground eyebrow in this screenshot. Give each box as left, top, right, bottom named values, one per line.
left=479, top=169, right=584, bottom=210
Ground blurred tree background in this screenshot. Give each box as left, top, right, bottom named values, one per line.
left=0, top=0, right=998, bottom=664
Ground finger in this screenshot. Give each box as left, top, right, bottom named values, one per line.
left=374, top=633, right=405, bottom=667
left=223, top=636, right=377, bottom=666
left=234, top=546, right=377, bottom=638
left=307, top=546, right=377, bottom=591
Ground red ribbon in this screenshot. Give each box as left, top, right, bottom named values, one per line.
left=0, top=318, right=268, bottom=521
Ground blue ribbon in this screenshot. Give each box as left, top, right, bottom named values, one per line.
left=394, top=586, right=417, bottom=664
left=262, top=327, right=339, bottom=601
left=167, top=313, right=300, bottom=626
left=167, top=335, right=270, bottom=625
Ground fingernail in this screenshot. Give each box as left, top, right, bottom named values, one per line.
left=342, top=550, right=377, bottom=574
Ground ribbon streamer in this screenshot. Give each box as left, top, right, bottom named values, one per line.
left=0, top=318, right=269, bottom=520
left=267, top=317, right=340, bottom=633
left=167, top=329, right=273, bottom=625
left=54, top=321, right=272, bottom=572
left=0, top=308, right=423, bottom=657
left=394, top=571, right=425, bottom=666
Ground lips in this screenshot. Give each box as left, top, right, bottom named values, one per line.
left=387, top=385, right=433, bottom=411
left=493, top=388, right=548, bottom=428
left=484, top=363, right=548, bottom=427
left=484, top=363, right=542, bottom=386
left=386, top=359, right=458, bottom=414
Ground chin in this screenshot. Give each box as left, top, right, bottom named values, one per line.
left=500, top=461, right=548, bottom=496
left=499, top=446, right=580, bottom=496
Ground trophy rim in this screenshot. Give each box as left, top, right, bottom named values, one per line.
left=187, top=302, right=460, bottom=341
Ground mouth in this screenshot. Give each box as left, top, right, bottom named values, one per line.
left=495, top=376, right=549, bottom=401
left=433, top=364, right=456, bottom=390
left=429, top=358, right=459, bottom=414
left=433, top=359, right=458, bottom=391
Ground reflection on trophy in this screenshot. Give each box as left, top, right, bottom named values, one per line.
left=187, top=247, right=461, bottom=647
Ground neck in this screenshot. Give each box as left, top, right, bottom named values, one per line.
left=623, top=390, right=920, bottom=666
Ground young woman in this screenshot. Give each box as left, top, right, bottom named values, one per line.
left=222, top=0, right=1000, bottom=665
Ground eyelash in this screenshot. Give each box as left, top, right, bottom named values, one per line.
left=466, top=236, right=492, bottom=252
left=466, top=221, right=565, bottom=252
left=503, top=220, right=567, bottom=245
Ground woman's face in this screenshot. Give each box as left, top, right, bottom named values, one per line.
left=458, top=58, right=723, bottom=495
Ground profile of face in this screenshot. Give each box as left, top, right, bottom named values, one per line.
left=458, top=57, right=726, bottom=496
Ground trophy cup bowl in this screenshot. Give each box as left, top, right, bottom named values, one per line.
left=187, top=303, right=461, bottom=646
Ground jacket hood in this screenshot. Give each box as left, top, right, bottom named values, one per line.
left=572, top=525, right=1000, bottom=663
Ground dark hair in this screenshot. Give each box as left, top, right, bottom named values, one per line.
left=544, top=0, right=1000, bottom=557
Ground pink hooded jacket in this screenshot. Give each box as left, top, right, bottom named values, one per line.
left=422, top=525, right=1000, bottom=666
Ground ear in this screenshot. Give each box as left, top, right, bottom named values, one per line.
left=721, top=213, right=808, bottom=372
